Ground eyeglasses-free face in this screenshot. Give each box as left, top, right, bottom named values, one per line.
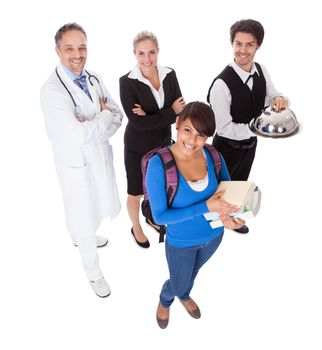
left=56, top=29, right=87, bottom=76
left=232, top=32, right=260, bottom=72
left=134, top=39, right=159, bottom=76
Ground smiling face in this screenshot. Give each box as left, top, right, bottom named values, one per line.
left=134, top=39, right=159, bottom=76
left=55, top=29, right=87, bottom=76
left=232, top=32, right=259, bottom=72
left=176, top=117, right=208, bottom=156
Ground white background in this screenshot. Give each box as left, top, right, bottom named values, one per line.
left=1, top=0, right=321, bottom=349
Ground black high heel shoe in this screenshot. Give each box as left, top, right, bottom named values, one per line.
left=145, top=219, right=166, bottom=243
left=131, top=227, right=150, bottom=248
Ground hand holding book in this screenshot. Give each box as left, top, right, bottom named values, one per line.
left=204, top=181, right=262, bottom=229
left=205, top=190, right=240, bottom=215
left=219, top=213, right=246, bottom=230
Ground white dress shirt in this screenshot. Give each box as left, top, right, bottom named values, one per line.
left=128, top=65, right=172, bottom=109
left=209, top=61, right=289, bottom=140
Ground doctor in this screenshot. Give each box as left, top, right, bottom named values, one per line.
left=40, top=23, right=123, bottom=297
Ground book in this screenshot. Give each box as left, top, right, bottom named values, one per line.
left=203, top=181, right=262, bottom=229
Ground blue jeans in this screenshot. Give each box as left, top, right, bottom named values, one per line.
left=159, top=234, right=224, bottom=308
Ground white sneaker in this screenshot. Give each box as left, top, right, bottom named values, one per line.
left=73, top=235, right=108, bottom=248
left=90, top=277, right=111, bottom=298
left=96, top=235, right=108, bottom=248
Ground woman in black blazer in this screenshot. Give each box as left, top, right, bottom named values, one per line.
left=120, top=31, right=185, bottom=248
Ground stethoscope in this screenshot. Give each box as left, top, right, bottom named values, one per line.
left=55, top=67, right=106, bottom=116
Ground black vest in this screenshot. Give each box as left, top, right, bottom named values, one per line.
left=207, top=63, right=266, bottom=124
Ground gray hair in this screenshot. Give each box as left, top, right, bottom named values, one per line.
left=55, top=22, right=87, bottom=48
left=133, top=31, right=159, bottom=52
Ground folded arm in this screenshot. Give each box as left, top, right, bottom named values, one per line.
left=119, top=74, right=181, bottom=131
left=41, top=84, right=122, bottom=146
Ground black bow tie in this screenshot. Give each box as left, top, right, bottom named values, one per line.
left=245, top=72, right=258, bottom=84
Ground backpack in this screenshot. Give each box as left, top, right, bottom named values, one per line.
left=141, top=143, right=222, bottom=243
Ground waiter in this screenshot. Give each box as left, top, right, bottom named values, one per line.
left=40, top=23, right=123, bottom=297
left=207, top=19, right=289, bottom=234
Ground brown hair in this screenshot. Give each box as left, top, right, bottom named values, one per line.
left=230, top=19, right=264, bottom=46
left=177, top=102, right=216, bottom=137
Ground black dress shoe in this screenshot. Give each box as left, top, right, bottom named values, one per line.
left=131, top=227, right=150, bottom=248
left=233, top=225, right=249, bottom=234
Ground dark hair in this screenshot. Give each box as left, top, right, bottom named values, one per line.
left=230, top=19, right=264, bottom=46
left=177, top=102, right=216, bottom=137
left=55, top=22, right=87, bottom=48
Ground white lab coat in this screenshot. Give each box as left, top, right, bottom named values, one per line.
left=40, top=64, right=123, bottom=240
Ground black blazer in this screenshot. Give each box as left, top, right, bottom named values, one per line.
left=119, top=69, right=182, bottom=153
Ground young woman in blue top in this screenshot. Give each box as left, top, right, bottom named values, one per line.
left=146, top=102, right=245, bottom=328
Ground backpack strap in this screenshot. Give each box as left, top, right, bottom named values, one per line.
left=141, top=146, right=178, bottom=207
left=141, top=146, right=178, bottom=244
left=141, top=147, right=158, bottom=201
left=154, top=147, right=178, bottom=207
left=203, top=143, right=222, bottom=180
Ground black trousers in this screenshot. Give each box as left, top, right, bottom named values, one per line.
left=212, top=134, right=257, bottom=181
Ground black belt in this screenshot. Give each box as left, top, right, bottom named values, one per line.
left=215, top=134, right=257, bottom=150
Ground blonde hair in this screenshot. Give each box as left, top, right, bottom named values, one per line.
left=133, top=31, right=159, bottom=52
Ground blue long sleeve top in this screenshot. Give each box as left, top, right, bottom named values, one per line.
left=146, top=147, right=231, bottom=247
